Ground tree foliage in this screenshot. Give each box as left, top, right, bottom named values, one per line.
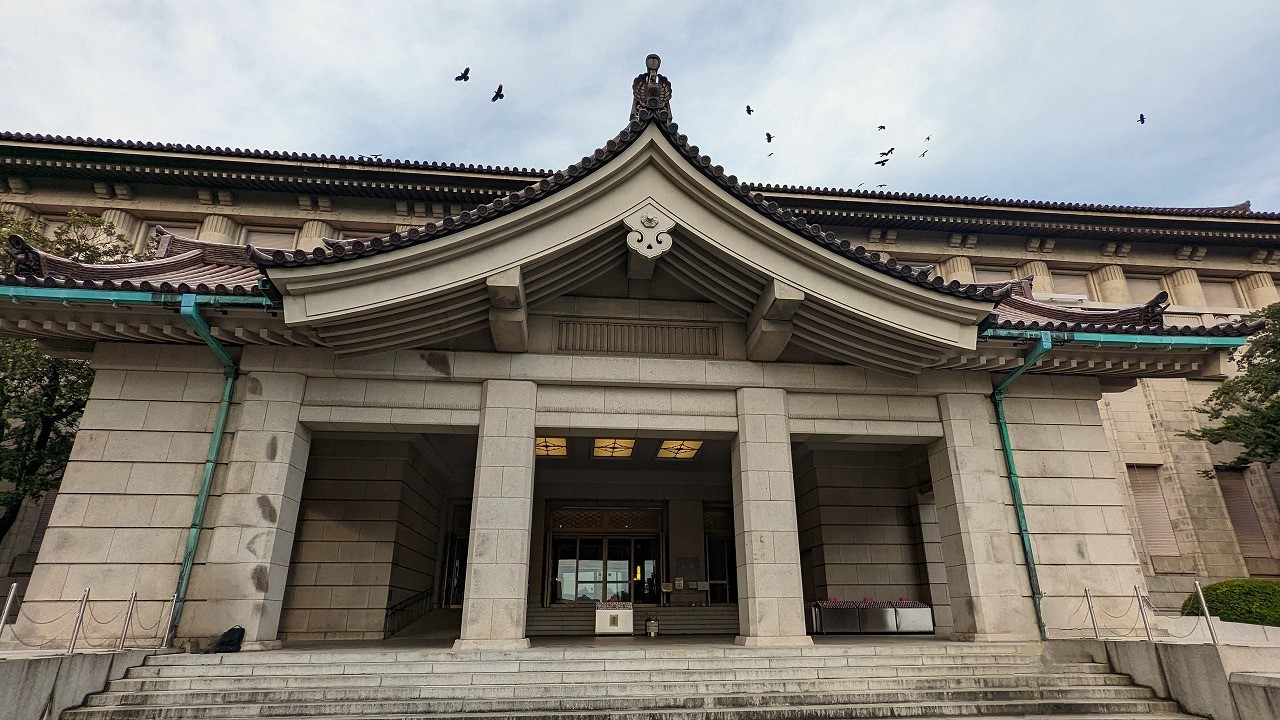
left=0, top=208, right=144, bottom=546
left=1188, top=303, right=1280, bottom=467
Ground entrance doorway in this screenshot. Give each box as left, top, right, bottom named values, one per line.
left=550, top=537, right=660, bottom=604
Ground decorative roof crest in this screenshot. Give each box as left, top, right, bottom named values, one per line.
left=631, top=54, right=672, bottom=120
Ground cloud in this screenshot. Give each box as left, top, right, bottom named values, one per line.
left=2, top=0, right=1278, bottom=209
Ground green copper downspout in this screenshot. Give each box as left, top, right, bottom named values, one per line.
left=990, top=331, right=1054, bottom=641
left=168, top=295, right=237, bottom=646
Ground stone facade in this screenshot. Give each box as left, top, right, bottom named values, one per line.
left=1, top=104, right=1277, bottom=652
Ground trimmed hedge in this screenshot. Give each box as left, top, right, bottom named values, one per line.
left=1180, top=579, right=1280, bottom=627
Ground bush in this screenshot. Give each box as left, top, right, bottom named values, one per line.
left=1180, top=579, right=1280, bottom=627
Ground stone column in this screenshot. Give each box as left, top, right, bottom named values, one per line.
left=929, top=393, right=1038, bottom=641
left=455, top=379, right=536, bottom=650
left=184, top=370, right=310, bottom=644
left=1164, top=269, right=1206, bottom=307
left=731, top=387, right=811, bottom=647
left=1090, top=264, right=1130, bottom=303
left=937, top=256, right=975, bottom=285
left=198, top=215, right=242, bottom=245
left=297, top=220, right=337, bottom=251
left=1015, top=260, right=1054, bottom=295
left=1239, top=272, right=1280, bottom=309
left=100, top=209, right=143, bottom=254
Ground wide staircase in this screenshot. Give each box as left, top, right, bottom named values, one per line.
left=63, top=639, right=1203, bottom=719
left=526, top=604, right=741, bottom=635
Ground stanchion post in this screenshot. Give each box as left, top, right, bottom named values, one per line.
left=160, top=592, right=178, bottom=648
left=118, top=591, right=137, bottom=650
left=1194, top=580, right=1219, bottom=646
left=1, top=582, right=16, bottom=626
left=1084, top=587, right=1100, bottom=639
left=1135, top=585, right=1152, bottom=642
left=66, top=587, right=90, bottom=655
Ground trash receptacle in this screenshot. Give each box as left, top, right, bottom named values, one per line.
left=644, top=616, right=659, bottom=637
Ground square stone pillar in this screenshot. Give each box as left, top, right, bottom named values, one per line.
left=929, top=393, right=1038, bottom=641
left=183, top=370, right=310, bottom=644
left=731, top=387, right=812, bottom=647
left=454, top=379, right=536, bottom=650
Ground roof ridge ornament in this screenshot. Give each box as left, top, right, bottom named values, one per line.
left=631, top=54, right=672, bottom=121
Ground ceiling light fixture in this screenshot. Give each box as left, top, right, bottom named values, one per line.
left=534, top=437, right=568, bottom=457
left=592, top=438, right=635, bottom=459
left=656, top=439, right=703, bottom=460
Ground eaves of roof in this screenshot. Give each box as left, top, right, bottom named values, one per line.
left=250, top=111, right=1011, bottom=304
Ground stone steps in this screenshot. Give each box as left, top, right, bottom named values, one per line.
left=86, top=674, right=1146, bottom=705
left=63, top=642, right=1204, bottom=720
left=525, top=605, right=742, bottom=636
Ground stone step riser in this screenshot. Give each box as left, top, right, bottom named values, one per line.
left=85, top=683, right=1157, bottom=708
left=128, top=655, right=1046, bottom=678
left=62, top=698, right=1187, bottom=720
left=103, top=671, right=1133, bottom=695
left=139, top=644, right=1042, bottom=666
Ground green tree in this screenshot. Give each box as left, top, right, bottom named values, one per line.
left=0, top=208, right=143, bottom=546
left=1188, top=303, right=1280, bottom=466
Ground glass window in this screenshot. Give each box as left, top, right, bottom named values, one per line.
left=606, top=540, right=631, bottom=602
left=576, top=539, right=604, bottom=603
left=1201, top=279, right=1241, bottom=308
left=1127, top=277, right=1163, bottom=302
left=632, top=538, right=659, bottom=604
left=1051, top=273, right=1091, bottom=298
left=552, top=538, right=578, bottom=604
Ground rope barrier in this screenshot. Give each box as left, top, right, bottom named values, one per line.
left=1099, top=595, right=1137, bottom=620
left=86, top=602, right=125, bottom=627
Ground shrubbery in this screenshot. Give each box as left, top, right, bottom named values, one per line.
left=1180, top=579, right=1280, bottom=627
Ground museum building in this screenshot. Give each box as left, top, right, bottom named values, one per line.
left=1, top=58, right=1278, bottom=649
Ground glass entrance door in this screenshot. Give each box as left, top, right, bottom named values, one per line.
left=706, top=535, right=737, bottom=604
left=551, top=536, right=659, bottom=604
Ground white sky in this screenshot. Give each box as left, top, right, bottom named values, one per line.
left=3, top=1, right=1278, bottom=210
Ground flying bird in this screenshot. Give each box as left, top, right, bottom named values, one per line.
left=925, top=135, right=931, bottom=141
left=857, top=183, right=865, bottom=188
left=746, top=105, right=753, bottom=115
left=455, top=67, right=470, bottom=82
left=877, top=125, right=886, bottom=131
left=765, top=132, right=773, bottom=143
left=876, top=184, right=887, bottom=188
left=874, top=158, right=889, bottom=166
left=767, top=152, right=774, bottom=157
left=919, top=149, right=929, bottom=158
left=1138, top=113, right=1145, bottom=124
left=491, top=84, right=504, bottom=102
left=879, top=148, right=895, bottom=157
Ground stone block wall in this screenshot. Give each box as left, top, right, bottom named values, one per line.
left=792, top=444, right=931, bottom=604
left=1000, top=376, right=1148, bottom=636
left=11, top=344, right=228, bottom=647
left=279, top=437, right=445, bottom=641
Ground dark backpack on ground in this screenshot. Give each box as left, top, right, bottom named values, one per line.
left=212, top=625, right=245, bottom=653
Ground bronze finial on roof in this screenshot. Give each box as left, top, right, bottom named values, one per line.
left=631, top=53, right=672, bottom=120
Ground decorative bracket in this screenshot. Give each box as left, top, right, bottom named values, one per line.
left=625, top=203, right=676, bottom=280
left=486, top=266, right=528, bottom=353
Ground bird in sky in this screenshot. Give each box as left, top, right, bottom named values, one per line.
left=857, top=183, right=865, bottom=188
left=874, top=158, right=889, bottom=166
left=925, top=135, right=931, bottom=141
left=765, top=133, right=773, bottom=143
left=767, top=152, right=774, bottom=157
left=455, top=67, right=470, bottom=82
left=919, top=149, right=929, bottom=158
left=491, top=84, right=504, bottom=102
left=746, top=105, right=753, bottom=115
left=1138, top=113, right=1146, bottom=124
left=876, top=184, right=887, bottom=188
left=979, top=195, right=990, bottom=200
left=879, top=148, right=895, bottom=157
left=877, top=125, right=886, bottom=131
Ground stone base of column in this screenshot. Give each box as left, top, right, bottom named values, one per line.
left=452, top=638, right=531, bottom=651
left=734, top=634, right=814, bottom=647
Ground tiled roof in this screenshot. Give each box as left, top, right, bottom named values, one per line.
left=753, top=186, right=1277, bottom=219
left=2, top=230, right=270, bottom=296
left=249, top=111, right=1012, bottom=303
left=0, top=131, right=550, bottom=177
left=986, top=282, right=1264, bottom=337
